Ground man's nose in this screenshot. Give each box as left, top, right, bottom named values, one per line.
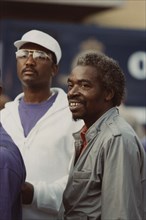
left=68, top=85, right=79, bottom=97
left=25, top=54, right=36, bottom=65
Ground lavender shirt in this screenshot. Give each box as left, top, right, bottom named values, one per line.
left=18, top=93, right=57, bottom=137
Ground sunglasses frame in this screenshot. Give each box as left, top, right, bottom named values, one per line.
left=15, top=49, right=53, bottom=62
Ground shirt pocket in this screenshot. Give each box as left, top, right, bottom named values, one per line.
left=73, top=171, right=101, bottom=198
left=72, top=171, right=91, bottom=193
left=73, top=171, right=91, bottom=179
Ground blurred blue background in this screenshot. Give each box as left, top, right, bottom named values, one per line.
left=0, top=0, right=146, bottom=125
left=1, top=19, right=146, bottom=107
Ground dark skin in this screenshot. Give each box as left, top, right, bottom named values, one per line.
left=17, top=43, right=58, bottom=103
left=17, top=43, right=58, bottom=204
left=67, top=65, right=114, bottom=129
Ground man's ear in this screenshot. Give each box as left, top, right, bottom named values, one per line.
left=51, top=64, right=59, bottom=77
left=105, top=89, right=114, bottom=101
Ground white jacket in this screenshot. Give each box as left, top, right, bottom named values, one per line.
left=0, top=88, right=83, bottom=220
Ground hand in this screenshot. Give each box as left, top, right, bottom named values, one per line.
left=21, top=181, right=34, bottom=204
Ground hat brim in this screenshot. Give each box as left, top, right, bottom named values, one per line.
left=14, top=40, right=42, bottom=50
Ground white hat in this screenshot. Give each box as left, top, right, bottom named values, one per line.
left=14, top=30, right=62, bottom=64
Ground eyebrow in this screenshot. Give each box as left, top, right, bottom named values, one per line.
left=67, top=78, right=92, bottom=84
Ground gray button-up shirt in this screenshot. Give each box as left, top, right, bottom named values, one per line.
left=63, top=107, right=146, bottom=220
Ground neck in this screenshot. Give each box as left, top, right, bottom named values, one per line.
left=23, top=88, right=52, bottom=104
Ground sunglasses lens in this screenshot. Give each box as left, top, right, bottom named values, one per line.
left=16, top=50, right=28, bottom=59
left=33, top=51, right=47, bottom=61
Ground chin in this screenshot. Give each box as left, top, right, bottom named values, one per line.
left=72, top=114, right=82, bottom=121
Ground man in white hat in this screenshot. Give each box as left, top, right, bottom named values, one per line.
left=0, top=30, right=83, bottom=220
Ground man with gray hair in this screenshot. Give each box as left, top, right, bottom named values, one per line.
left=63, top=50, right=146, bottom=220
left=0, top=30, right=83, bottom=219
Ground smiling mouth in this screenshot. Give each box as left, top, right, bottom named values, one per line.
left=70, top=102, right=80, bottom=107
left=69, top=102, right=83, bottom=111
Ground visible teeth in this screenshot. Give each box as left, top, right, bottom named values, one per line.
left=70, top=103, right=78, bottom=106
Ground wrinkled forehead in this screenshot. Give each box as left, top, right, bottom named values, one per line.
left=71, top=65, right=98, bottom=78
